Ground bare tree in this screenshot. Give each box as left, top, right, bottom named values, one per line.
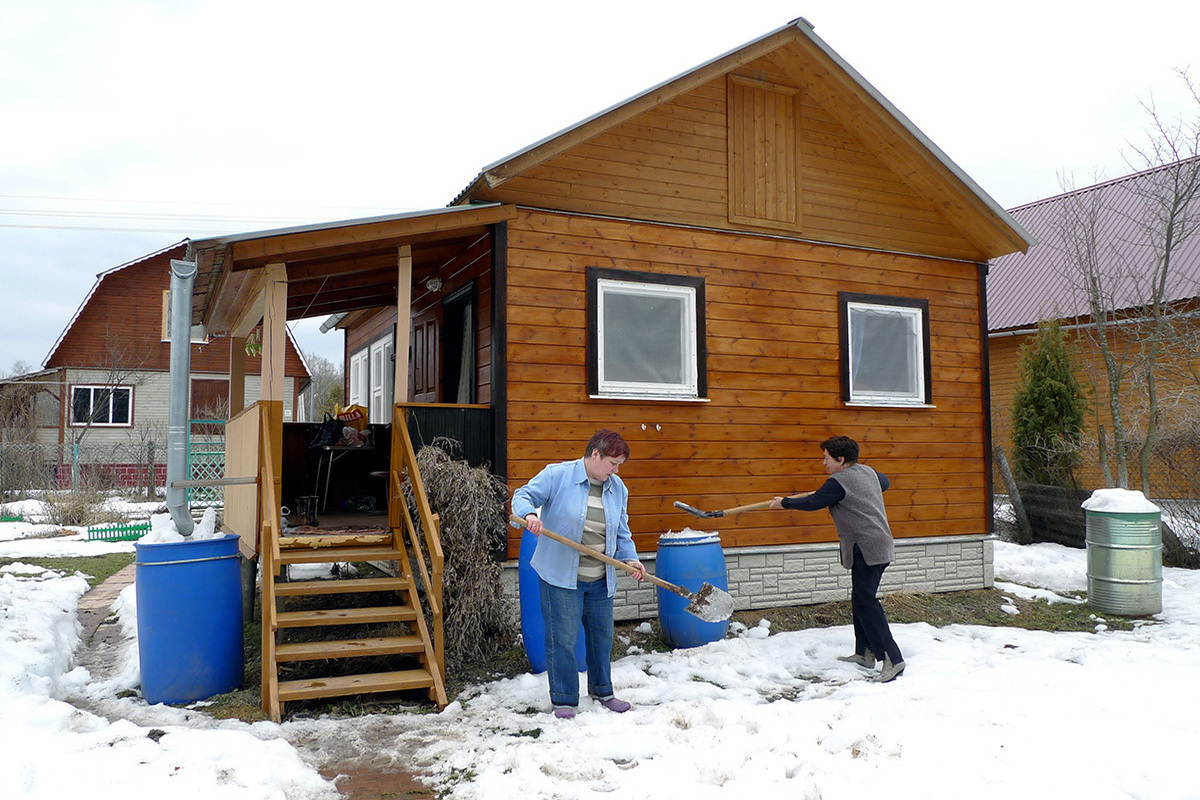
left=1053, top=70, right=1200, bottom=493
left=65, top=321, right=153, bottom=490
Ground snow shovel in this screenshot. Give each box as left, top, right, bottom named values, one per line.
left=508, top=514, right=733, bottom=622
left=673, top=493, right=812, bottom=519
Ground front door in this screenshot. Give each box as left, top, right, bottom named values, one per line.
left=412, top=307, right=440, bottom=403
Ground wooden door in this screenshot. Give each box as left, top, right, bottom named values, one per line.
left=412, top=307, right=440, bottom=403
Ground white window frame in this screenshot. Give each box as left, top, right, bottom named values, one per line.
left=70, top=385, right=134, bottom=427
left=588, top=267, right=705, bottom=400
left=348, top=348, right=369, bottom=409
left=368, top=335, right=394, bottom=424
left=840, top=292, right=931, bottom=407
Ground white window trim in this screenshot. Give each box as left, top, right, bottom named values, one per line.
left=70, top=384, right=134, bottom=427
left=841, top=293, right=931, bottom=408
left=595, top=277, right=700, bottom=400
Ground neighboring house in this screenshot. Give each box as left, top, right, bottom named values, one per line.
left=9, top=241, right=311, bottom=489
left=195, top=17, right=1031, bottom=603
left=988, top=156, right=1200, bottom=498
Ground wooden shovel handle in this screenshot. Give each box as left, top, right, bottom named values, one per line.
left=509, top=514, right=691, bottom=599
left=721, top=493, right=811, bottom=517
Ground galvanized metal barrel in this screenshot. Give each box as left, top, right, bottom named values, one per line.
left=1085, top=509, right=1162, bottom=616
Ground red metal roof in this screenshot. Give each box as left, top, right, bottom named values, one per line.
left=987, top=155, right=1200, bottom=332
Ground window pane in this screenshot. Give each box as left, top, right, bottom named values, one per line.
left=603, top=292, right=685, bottom=384
left=850, top=306, right=920, bottom=397
left=72, top=388, right=91, bottom=424
left=92, top=388, right=113, bottom=424
left=112, top=388, right=131, bottom=424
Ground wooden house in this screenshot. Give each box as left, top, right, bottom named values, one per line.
left=189, top=18, right=1032, bottom=720
left=5, top=241, right=309, bottom=490
left=988, top=156, right=1200, bottom=499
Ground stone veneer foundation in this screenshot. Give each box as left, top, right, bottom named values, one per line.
left=501, top=535, right=995, bottom=622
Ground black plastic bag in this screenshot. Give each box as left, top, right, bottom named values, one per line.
left=307, top=414, right=342, bottom=449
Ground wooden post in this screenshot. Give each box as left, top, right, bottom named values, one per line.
left=394, top=245, right=412, bottom=404
left=261, top=263, right=288, bottom=403
left=229, top=336, right=246, bottom=415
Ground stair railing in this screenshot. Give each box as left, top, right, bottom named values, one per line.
left=390, top=404, right=446, bottom=686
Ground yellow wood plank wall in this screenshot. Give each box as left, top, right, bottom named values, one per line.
left=505, top=209, right=989, bottom=556
left=473, top=42, right=985, bottom=263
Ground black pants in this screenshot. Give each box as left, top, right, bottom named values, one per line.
left=851, top=544, right=903, bottom=664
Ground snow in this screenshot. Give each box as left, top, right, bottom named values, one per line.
left=1082, top=487, right=1161, bottom=514
left=3, top=505, right=1200, bottom=799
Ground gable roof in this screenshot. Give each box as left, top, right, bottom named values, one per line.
left=987, top=155, right=1200, bottom=332
left=43, top=241, right=188, bottom=367
left=453, top=17, right=1034, bottom=261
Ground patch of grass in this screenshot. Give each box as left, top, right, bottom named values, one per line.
left=1, top=553, right=135, bottom=588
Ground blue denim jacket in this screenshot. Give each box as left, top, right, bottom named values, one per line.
left=512, top=457, right=639, bottom=595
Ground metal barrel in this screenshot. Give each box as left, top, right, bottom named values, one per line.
left=1085, top=510, right=1162, bottom=616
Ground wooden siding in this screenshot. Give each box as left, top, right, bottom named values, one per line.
left=727, top=74, right=800, bottom=230
left=504, top=209, right=989, bottom=556
left=470, top=40, right=987, bottom=262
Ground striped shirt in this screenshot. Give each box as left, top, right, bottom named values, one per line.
left=577, top=479, right=607, bottom=580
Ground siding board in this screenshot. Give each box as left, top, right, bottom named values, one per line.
left=505, top=209, right=987, bottom=553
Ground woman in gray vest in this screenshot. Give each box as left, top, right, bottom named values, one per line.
left=769, top=435, right=905, bottom=682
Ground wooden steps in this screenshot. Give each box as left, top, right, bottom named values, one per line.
left=278, top=669, right=438, bottom=703
left=277, top=545, right=404, bottom=565
left=277, top=605, right=418, bottom=627
left=275, top=635, right=427, bottom=662
left=262, top=529, right=446, bottom=719
left=273, top=576, right=411, bottom=596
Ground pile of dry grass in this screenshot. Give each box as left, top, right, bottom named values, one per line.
left=404, top=438, right=516, bottom=674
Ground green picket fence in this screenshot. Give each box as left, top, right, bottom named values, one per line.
left=86, top=521, right=151, bottom=542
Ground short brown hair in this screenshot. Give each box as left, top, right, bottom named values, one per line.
left=821, top=435, right=859, bottom=463
left=585, top=429, right=630, bottom=460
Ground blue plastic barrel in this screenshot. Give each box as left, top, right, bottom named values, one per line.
left=518, top=528, right=586, bottom=673
left=135, top=533, right=243, bottom=704
left=656, top=532, right=730, bottom=648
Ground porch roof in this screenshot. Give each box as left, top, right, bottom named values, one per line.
left=189, top=203, right=516, bottom=334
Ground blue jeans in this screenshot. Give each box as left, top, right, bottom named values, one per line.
left=540, top=577, right=614, bottom=707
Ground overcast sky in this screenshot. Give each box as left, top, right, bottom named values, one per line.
left=2, top=0, right=1198, bottom=374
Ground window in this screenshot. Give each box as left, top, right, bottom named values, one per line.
left=587, top=267, right=706, bottom=399
left=840, top=293, right=931, bottom=406
left=71, top=385, right=133, bottom=427
left=160, top=290, right=208, bottom=343
left=348, top=348, right=369, bottom=408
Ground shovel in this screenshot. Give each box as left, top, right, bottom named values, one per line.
left=673, top=493, right=812, bottom=519
left=508, top=514, right=734, bottom=623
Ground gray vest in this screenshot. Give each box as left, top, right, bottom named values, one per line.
left=828, top=463, right=894, bottom=568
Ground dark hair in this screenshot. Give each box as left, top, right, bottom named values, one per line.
left=585, top=429, right=630, bottom=460
left=821, top=435, right=859, bottom=464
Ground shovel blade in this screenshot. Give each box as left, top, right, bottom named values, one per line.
left=685, top=582, right=734, bottom=622
left=673, top=500, right=722, bottom=519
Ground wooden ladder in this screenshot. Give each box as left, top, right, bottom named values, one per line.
left=263, top=528, right=447, bottom=717
left=249, top=402, right=447, bottom=722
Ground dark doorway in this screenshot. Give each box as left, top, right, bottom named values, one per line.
left=442, top=283, right=476, bottom=404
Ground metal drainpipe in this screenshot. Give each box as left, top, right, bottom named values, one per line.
left=165, top=256, right=197, bottom=537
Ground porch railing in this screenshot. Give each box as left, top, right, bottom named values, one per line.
left=391, top=404, right=445, bottom=681
left=400, top=402, right=495, bottom=469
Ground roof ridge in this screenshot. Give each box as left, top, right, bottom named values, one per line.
left=1009, top=154, right=1200, bottom=213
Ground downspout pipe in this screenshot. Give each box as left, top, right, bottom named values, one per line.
left=166, top=257, right=197, bottom=537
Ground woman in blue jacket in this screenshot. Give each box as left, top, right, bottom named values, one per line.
left=512, top=429, right=646, bottom=719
